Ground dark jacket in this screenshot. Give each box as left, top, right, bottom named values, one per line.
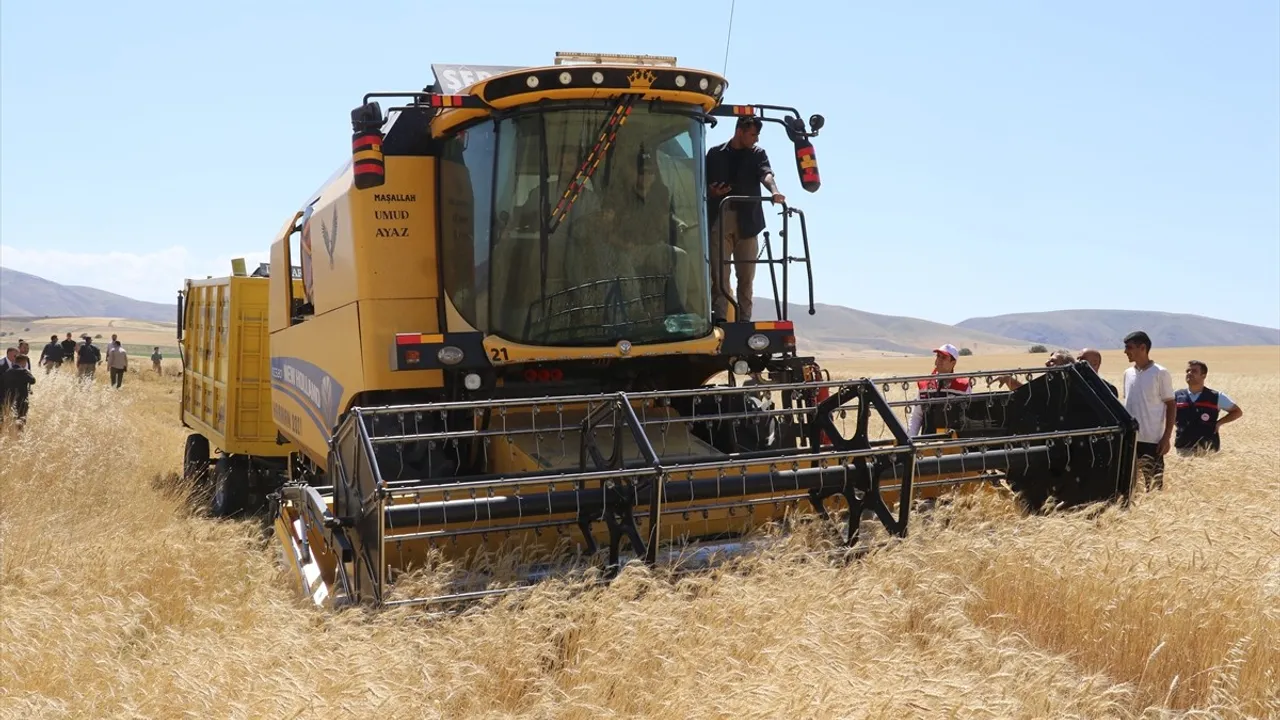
left=1174, top=387, right=1222, bottom=451
left=41, top=341, right=62, bottom=364
left=77, top=342, right=100, bottom=365
left=2, top=366, right=34, bottom=411
left=705, top=142, right=774, bottom=239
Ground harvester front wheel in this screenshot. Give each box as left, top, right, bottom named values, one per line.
left=210, top=454, right=250, bottom=518
left=183, top=434, right=210, bottom=486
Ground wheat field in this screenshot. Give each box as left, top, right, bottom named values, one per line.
left=2, top=347, right=1277, bottom=719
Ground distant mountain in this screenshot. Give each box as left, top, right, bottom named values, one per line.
left=752, top=297, right=1028, bottom=356
left=956, top=309, right=1280, bottom=350
left=0, top=267, right=174, bottom=323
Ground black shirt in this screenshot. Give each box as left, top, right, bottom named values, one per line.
left=705, top=142, right=774, bottom=239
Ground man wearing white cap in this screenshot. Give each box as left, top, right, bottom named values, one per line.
left=907, top=343, right=972, bottom=436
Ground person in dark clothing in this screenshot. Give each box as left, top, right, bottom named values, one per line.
left=40, top=335, right=63, bottom=373
left=60, top=333, right=78, bottom=364
left=705, top=115, right=786, bottom=322
left=1174, top=360, right=1243, bottom=455
left=76, top=336, right=101, bottom=382
left=1, top=354, right=35, bottom=431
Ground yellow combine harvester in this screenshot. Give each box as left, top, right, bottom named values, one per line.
left=179, top=52, right=1140, bottom=609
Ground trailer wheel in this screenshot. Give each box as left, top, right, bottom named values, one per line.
left=210, top=454, right=251, bottom=518
left=184, top=434, right=210, bottom=485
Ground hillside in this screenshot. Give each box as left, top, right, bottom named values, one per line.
left=957, top=309, right=1280, bottom=351
left=752, top=297, right=1028, bottom=356
left=0, top=266, right=174, bottom=323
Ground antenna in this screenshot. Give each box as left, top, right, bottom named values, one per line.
left=722, top=0, right=737, bottom=76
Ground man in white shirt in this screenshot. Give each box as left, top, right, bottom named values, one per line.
left=106, top=341, right=129, bottom=388
left=1121, top=331, right=1175, bottom=491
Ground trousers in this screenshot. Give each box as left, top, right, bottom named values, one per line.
left=1135, top=441, right=1165, bottom=491
left=709, top=209, right=758, bottom=321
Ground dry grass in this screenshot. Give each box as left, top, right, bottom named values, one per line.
left=2, top=347, right=1277, bottom=719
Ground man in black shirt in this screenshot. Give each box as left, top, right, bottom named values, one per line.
left=705, top=116, right=785, bottom=321
left=60, top=333, right=77, bottom=364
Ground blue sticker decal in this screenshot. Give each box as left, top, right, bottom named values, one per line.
left=271, top=356, right=346, bottom=434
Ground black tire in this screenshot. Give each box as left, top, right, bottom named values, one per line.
left=210, top=454, right=250, bottom=518
left=184, top=434, right=210, bottom=486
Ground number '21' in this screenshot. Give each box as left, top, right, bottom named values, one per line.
left=490, top=347, right=510, bottom=362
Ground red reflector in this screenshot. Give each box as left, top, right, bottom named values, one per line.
left=405, top=350, right=420, bottom=364
left=550, top=368, right=564, bottom=382
left=523, top=369, right=537, bottom=382
left=775, top=321, right=794, bottom=331
left=395, top=334, right=419, bottom=345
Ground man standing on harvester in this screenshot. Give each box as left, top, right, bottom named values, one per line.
left=705, top=115, right=786, bottom=322
left=1174, top=360, right=1243, bottom=455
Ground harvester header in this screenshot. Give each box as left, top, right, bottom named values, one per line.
left=172, top=50, right=1139, bottom=611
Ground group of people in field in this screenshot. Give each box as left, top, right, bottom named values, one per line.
left=913, top=330, right=1244, bottom=493
left=0, top=331, right=165, bottom=432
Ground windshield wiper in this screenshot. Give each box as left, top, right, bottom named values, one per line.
left=546, top=94, right=638, bottom=234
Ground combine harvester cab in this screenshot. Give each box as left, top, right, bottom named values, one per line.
left=254, top=52, right=1141, bottom=610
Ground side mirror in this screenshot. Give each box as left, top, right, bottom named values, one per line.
left=809, top=114, right=824, bottom=132
left=351, top=101, right=386, bottom=190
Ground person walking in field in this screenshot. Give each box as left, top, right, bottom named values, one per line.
left=60, top=332, right=77, bottom=365
left=1, top=354, right=35, bottom=432
left=39, top=335, right=63, bottom=373
left=1174, top=360, right=1243, bottom=456
left=1121, top=331, right=1175, bottom=491
left=106, top=341, right=128, bottom=388
left=76, top=335, right=101, bottom=382
left=151, top=347, right=163, bottom=373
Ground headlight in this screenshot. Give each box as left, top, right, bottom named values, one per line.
left=436, top=346, right=464, bottom=366
left=746, top=333, right=770, bottom=351
left=732, top=360, right=751, bottom=376
left=463, top=373, right=482, bottom=391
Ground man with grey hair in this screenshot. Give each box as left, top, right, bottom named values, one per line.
left=1078, top=347, right=1119, bottom=397
left=995, top=349, right=1074, bottom=390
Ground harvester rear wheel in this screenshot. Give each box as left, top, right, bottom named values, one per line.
left=183, top=434, right=210, bottom=486
left=210, top=454, right=250, bottom=518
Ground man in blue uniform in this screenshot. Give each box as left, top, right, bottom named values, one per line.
left=1174, top=360, right=1243, bottom=456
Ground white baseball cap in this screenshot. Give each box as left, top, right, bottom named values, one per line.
left=933, top=343, right=960, bottom=360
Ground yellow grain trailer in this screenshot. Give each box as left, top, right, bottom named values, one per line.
left=178, top=265, right=299, bottom=516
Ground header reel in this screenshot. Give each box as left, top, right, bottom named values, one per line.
left=273, top=360, right=1139, bottom=610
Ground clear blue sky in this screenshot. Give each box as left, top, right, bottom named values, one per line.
left=3, top=1, right=1278, bottom=328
